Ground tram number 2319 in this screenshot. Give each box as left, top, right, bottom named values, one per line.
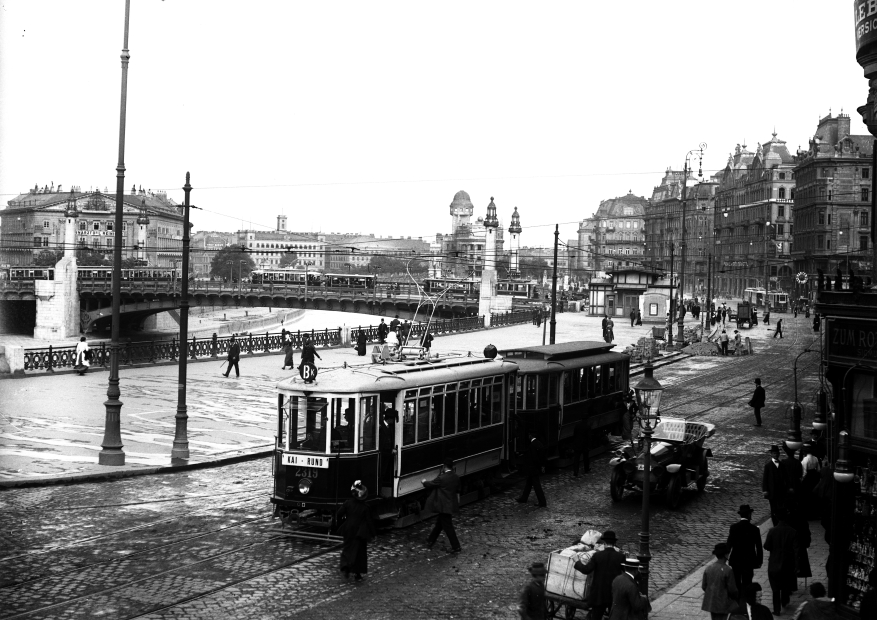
left=295, top=468, right=320, bottom=479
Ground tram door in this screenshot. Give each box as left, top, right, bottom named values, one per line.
left=379, top=392, right=399, bottom=494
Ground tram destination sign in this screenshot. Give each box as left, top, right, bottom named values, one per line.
left=826, top=318, right=877, bottom=363
left=281, top=453, right=328, bottom=468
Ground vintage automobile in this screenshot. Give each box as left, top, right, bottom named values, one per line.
left=608, top=418, right=715, bottom=509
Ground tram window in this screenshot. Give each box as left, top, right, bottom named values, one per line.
left=594, top=366, right=602, bottom=395
left=601, top=365, right=612, bottom=393
left=278, top=394, right=287, bottom=449
left=514, top=376, right=523, bottom=409
left=359, top=396, right=377, bottom=452
left=457, top=382, right=470, bottom=432
left=525, top=375, right=537, bottom=410
left=287, top=395, right=335, bottom=453
left=417, top=397, right=430, bottom=442
left=563, top=372, right=572, bottom=403
left=470, top=380, right=481, bottom=429
left=548, top=373, right=558, bottom=406
left=402, top=399, right=416, bottom=446
left=444, top=385, right=457, bottom=436
left=491, top=382, right=502, bottom=424
left=431, top=394, right=445, bottom=439
left=537, top=376, right=548, bottom=409
left=480, top=384, right=491, bottom=427
left=330, top=398, right=356, bottom=453
left=606, top=364, right=616, bottom=393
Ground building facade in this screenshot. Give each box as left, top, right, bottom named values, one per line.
left=579, top=192, right=649, bottom=278
left=791, top=113, right=873, bottom=291
left=237, top=229, right=327, bottom=271
left=322, top=234, right=431, bottom=273
left=1, top=184, right=185, bottom=267
left=440, top=190, right=504, bottom=278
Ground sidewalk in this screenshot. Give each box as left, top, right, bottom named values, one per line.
left=649, top=515, right=829, bottom=619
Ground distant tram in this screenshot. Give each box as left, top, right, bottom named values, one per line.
left=422, top=278, right=479, bottom=299
left=743, top=287, right=789, bottom=312
left=497, top=279, right=537, bottom=298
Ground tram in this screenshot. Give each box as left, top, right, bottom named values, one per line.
left=4, top=266, right=181, bottom=282
left=7, top=267, right=55, bottom=281
left=250, top=269, right=322, bottom=286
left=271, top=341, right=629, bottom=528
left=497, top=279, right=537, bottom=298
left=324, top=273, right=377, bottom=289
left=422, top=278, right=480, bottom=299
left=742, top=287, right=789, bottom=312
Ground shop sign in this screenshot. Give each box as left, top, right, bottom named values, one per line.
left=826, top=317, right=877, bottom=363
left=854, top=0, right=877, bottom=52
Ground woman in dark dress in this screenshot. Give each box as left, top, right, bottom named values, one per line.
left=335, top=481, right=376, bottom=581
left=356, top=331, right=367, bottom=356
left=281, top=335, right=294, bottom=370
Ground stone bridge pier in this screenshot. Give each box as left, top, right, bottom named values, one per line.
left=34, top=257, right=80, bottom=339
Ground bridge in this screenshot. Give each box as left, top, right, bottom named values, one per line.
left=0, top=279, right=483, bottom=333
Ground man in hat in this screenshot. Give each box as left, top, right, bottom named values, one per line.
left=762, top=444, right=788, bottom=525
left=720, top=329, right=730, bottom=356
left=223, top=335, right=241, bottom=378
left=748, top=379, right=766, bottom=427
left=763, top=511, right=798, bottom=616
left=574, top=530, right=625, bottom=620
left=726, top=504, right=763, bottom=594
left=517, top=431, right=547, bottom=508
left=422, top=457, right=462, bottom=554
left=702, top=543, right=739, bottom=620
left=518, top=562, right=546, bottom=620
left=377, top=318, right=389, bottom=344
left=728, top=583, right=774, bottom=620
left=609, top=557, right=650, bottom=619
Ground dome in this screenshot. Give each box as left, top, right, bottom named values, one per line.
left=449, top=190, right=474, bottom=216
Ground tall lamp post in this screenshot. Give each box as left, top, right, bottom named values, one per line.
left=100, top=0, right=134, bottom=466
left=677, top=142, right=707, bottom=344
left=633, top=361, right=664, bottom=596
left=784, top=348, right=815, bottom=452
left=171, top=173, right=193, bottom=461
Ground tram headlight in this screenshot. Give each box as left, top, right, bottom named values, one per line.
left=298, top=478, right=312, bottom=495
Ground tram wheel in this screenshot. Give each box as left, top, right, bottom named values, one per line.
left=666, top=474, right=683, bottom=509
left=609, top=470, right=625, bottom=502
left=696, top=458, right=709, bottom=492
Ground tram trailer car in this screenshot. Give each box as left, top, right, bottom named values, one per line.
left=499, top=342, right=630, bottom=463
left=272, top=355, right=517, bottom=528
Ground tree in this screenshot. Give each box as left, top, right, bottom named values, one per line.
left=75, top=245, right=112, bottom=266
left=34, top=250, right=63, bottom=266
left=521, top=258, right=549, bottom=280
left=278, top=251, right=298, bottom=269
left=210, top=245, right=256, bottom=282
left=369, top=255, right=427, bottom=276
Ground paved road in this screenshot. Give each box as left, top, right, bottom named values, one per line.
left=0, top=313, right=821, bottom=618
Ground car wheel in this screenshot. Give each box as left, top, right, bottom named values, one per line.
left=610, top=469, right=625, bottom=502
left=696, top=458, right=709, bottom=492
left=666, top=474, right=683, bottom=509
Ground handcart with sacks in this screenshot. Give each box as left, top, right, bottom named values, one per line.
left=543, top=529, right=607, bottom=619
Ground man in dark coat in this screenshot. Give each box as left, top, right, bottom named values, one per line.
left=779, top=443, right=803, bottom=513
left=608, top=557, right=651, bottom=620
left=573, top=530, right=624, bottom=620
left=763, top=512, right=798, bottom=616
left=629, top=308, right=636, bottom=327
left=335, top=480, right=376, bottom=581
left=726, top=504, right=763, bottom=595
left=517, top=432, right=547, bottom=507
left=572, top=416, right=590, bottom=476
left=423, top=457, right=461, bottom=553
left=702, top=543, right=739, bottom=620
left=518, top=562, right=547, bottom=620
left=421, top=331, right=434, bottom=353
left=602, top=314, right=609, bottom=340
left=762, top=445, right=788, bottom=525
left=728, top=583, right=774, bottom=620
left=355, top=330, right=367, bottom=356
left=389, top=315, right=400, bottom=334
left=749, top=378, right=766, bottom=427
left=223, top=335, right=241, bottom=378
left=773, top=318, right=784, bottom=339
left=377, top=318, right=389, bottom=344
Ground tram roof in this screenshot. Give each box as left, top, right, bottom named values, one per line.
left=500, top=341, right=616, bottom=360
left=499, top=341, right=628, bottom=374
left=276, top=355, right=517, bottom=394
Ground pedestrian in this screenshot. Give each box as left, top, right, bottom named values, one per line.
left=355, top=330, right=367, bottom=356
left=763, top=511, right=799, bottom=616
left=726, top=504, right=763, bottom=595
left=779, top=443, right=803, bottom=513
left=573, top=530, right=624, bottom=620
left=800, top=444, right=822, bottom=519
left=401, top=320, right=412, bottom=344
left=793, top=306, right=798, bottom=318
left=733, top=329, right=743, bottom=355
left=608, top=557, right=651, bottom=620
left=516, top=431, right=547, bottom=507
left=532, top=307, right=539, bottom=326
left=702, top=542, right=739, bottom=620
left=421, top=331, right=433, bottom=353
left=536, top=309, right=543, bottom=328
left=805, top=306, right=811, bottom=319
left=299, top=336, right=322, bottom=382
left=572, top=416, right=590, bottom=476
left=606, top=317, right=615, bottom=343
left=763, top=444, right=788, bottom=525
left=377, top=318, right=388, bottom=344
left=223, top=335, right=241, bottom=378
left=635, top=308, right=642, bottom=325
left=334, top=480, right=376, bottom=582
left=629, top=308, right=636, bottom=327
left=790, top=511, right=812, bottom=582
left=602, top=314, right=609, bottom=340
left=790, top=582, right=835, bottom=619
left=764, top=307, right=771, bottom=325
left=74, top=336, right=91, bottom=373
left=389, top=315, right=400, bottom=334
left=720, top=330, right=730, bottom=356
left=773, top=318, right=784, bottom=339
left=281, top=333, right=294, bottom=370
left=423, top=457, right=461, bottom=553
left=728, top=583, right=774, bottom=620
left=518, top=562, right=547, bottom=620
left=749, top=378, right=766, bottom=427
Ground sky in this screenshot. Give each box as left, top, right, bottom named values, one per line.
left=0, top=1, right=871, bottom=251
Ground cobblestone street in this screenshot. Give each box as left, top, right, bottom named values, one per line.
left=0, top=314, right=823, bottom=618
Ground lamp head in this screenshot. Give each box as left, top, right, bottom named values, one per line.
left=834, top=430, right=855, bottom=483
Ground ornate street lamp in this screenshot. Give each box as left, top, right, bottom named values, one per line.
left=678, top=142, right=707, bottom=344
left=171, top=173, right=192, bottom=462
left=633, top=361, right=664, bottom=596
left=785, top=348, right=815, bottom=452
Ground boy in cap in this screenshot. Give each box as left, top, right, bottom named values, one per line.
left=518, top=562, right=546, bottom=620
left=726, top=504, right=763, bottom=594
left=702, top=543, right=739, bottom=620
left=574, top=530, right=625, bottom=620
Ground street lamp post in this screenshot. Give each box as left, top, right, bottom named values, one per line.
left=784, top=348, right=815, bottom=452
left=239, top=260, right=245, bottom=292
left=171, top=173, right=193, bottom=461
left=100, top=0, right=134, bottom=466
left=678, top=143, right=706, bottom=344
left=667, top=242, right=675, bottom=346
left=633, top=361, right=664, bottom=597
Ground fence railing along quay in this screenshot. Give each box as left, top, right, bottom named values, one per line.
left=21, top=310, right=532, bottom=373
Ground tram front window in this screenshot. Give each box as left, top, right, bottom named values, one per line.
left=284, top=395, right=347, bottom=453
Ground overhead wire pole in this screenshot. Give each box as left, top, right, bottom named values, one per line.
left=172, top=173, right=193, bottom=461
left=100, top=0, right=132, bottom=466
left=550, top=224, right=559, bottom=344
left=678, top=143, right=706, bottom=345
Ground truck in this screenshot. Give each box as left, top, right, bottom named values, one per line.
left=736, top=302, right=757, bottom=329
